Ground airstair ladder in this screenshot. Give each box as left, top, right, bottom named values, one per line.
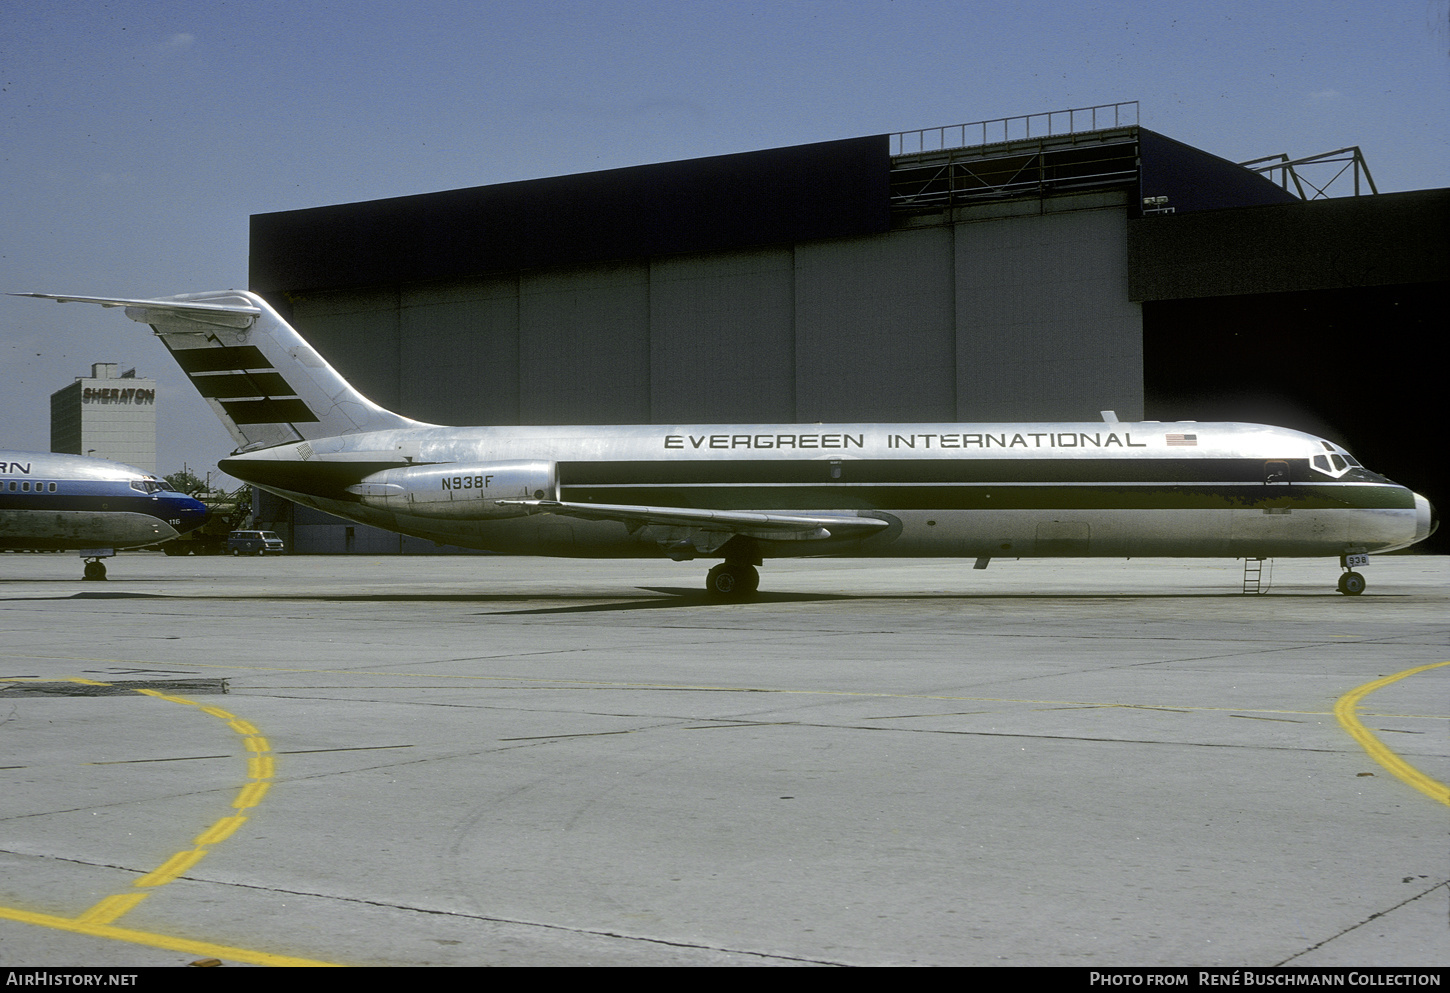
left=1242, top=558, right=1271, bottom=594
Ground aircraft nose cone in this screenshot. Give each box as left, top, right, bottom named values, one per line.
left=1414, top=493, right=1438, bottom=544
left=175, top=496, right=210, bottom=533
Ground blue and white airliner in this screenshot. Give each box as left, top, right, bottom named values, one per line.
left=0, top=450, right=209, bottom=579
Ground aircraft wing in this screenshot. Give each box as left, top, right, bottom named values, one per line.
left=500, top=499, right=891, bottom=541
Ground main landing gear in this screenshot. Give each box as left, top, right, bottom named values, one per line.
left=82, top=558, right=107, bottom=581
left=706, top=561, right=760, bottom=599
left=704, top=537, right=761, bottom=600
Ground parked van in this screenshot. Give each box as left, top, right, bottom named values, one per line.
left=227, top=530, right=285, bottom=555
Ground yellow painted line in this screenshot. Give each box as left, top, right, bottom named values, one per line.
left=1335, top=661, right=1450, bottom=807
left=195, top=816, right=248, bottom=846
left=134, top=848, right=209, bottom=888
left=234, top=781, right=271, bottom=809
left=73, top=893, right=148, bottom=924
left=133, top=688, right=194, bottom=705
left=1, top=677, right=317, bottom=963
left=0, top=904, right=338, bottom=967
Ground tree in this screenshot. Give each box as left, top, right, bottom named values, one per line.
left=164, top=469, right=206, bottom=495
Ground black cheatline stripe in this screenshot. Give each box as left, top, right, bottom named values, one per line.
left=219, top=399, right=319, bottom=424
left=168, top=345, right=272, bottom=374
left=557, top=483, right=1414, bottom=512
left=191, top=372, right=297, bottom=399
left=558, top=458, right=1346, bottom=486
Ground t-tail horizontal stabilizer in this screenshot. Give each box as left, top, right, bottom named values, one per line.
left=13, top=291, right=425, bottom=451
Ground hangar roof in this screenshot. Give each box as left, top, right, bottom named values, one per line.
left=251, top=136, right=890, bottom=296
left=249, top=121, right=1431, bottom=302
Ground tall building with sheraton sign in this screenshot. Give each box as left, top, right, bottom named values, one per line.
left=49, top=362, right=158, bottom=473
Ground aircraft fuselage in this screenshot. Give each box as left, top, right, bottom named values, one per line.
left=219, top=420, right=1433, bottom=562
left=0, top=451, right=209, bottom=560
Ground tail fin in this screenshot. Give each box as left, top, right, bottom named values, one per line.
left=15, top=291, right=428, bottom=451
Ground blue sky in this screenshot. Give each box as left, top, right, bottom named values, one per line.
left=4, top=0, right=1447, bottom=484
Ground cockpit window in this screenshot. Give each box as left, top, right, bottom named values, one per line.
left=1311, top=441, right=1360, bottom=478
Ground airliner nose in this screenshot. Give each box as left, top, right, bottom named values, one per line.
left=1415, top=493, right=1438, bottom=544
left=175, top=495, right=210, bottom=533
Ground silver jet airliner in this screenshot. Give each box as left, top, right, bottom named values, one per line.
left=15, top=291, right=1437, bottom=597
left=0, top=449, right=208, bottom=579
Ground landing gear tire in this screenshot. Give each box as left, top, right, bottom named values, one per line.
left=83, top=560, right=107, bottom=582
left=1337, top=571, right=1366, bottom=596
left=706, top=562, right=759, bottom=600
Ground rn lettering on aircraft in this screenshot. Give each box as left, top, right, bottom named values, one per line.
left=2, top=462, right=33, bottom=474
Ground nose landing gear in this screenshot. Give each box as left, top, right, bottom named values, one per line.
left=1337, top=552, right=1368, bottom=596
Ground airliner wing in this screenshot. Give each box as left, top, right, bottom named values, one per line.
left=501, top=499, right=890, bottom=541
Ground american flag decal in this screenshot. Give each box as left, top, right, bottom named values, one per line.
left=1166, top=433, right=1198, bottom=447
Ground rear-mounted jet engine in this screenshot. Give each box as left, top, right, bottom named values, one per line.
left=346, top=461, right=556, bottom=519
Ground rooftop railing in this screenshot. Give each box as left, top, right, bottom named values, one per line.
left=891, top=101, right=1140, bottom=156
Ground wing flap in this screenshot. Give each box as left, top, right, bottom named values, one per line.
left=500, top=499, right=890, bottom=541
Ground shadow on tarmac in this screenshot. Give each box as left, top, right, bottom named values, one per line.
left=0, top=587, right=1366, bottom=614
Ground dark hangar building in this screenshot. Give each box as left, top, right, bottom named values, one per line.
left=248, top=102, right=1447, bottom=553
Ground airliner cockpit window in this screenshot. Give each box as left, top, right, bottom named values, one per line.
left=1311, top=442, right=1358, bottom=478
